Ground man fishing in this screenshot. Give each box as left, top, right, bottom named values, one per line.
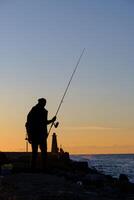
left=25, top=98, right=56, bottom=170
left=25, top=49, right=85, bottom=170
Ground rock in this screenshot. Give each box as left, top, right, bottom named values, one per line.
left=84, top=173, right=107, bottom=182
left=119, top=174, right=129, bottom=182
left=118, top=174, right=131, bottom=195
left=71, top=161, right=89, bottom=172
left=82, top=173, right=108, bottom=188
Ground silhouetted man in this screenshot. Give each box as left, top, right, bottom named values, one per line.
left=25, top=98, right=56, bottom=170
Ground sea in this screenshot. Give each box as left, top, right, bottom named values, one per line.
left=70, top=154, right=134, bottom=183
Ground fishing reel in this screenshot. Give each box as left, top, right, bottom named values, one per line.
left=54, top=121, right=59, bottom=128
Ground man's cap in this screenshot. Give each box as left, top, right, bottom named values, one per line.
left=38, top=98, right=46, bottom=104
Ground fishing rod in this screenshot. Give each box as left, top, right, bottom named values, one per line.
left=48, top=48, right=85, bottom=135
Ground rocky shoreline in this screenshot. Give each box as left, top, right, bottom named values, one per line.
left=0, top=152, right=134, bottom=200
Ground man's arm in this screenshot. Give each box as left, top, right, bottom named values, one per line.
left=47, top=116, right=56, bottom=124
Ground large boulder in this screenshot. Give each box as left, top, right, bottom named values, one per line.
left=83, top=173, right=108, bottom=187
left=119, top=174, right=129, bottom=182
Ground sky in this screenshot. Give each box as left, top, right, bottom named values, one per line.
left=0, top=0, right=134, bottom=154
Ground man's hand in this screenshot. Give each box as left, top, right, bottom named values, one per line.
left=52, top=116, right=56, bottom=122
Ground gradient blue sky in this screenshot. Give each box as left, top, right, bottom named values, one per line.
left=0, top=0, right=134, bottom=153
